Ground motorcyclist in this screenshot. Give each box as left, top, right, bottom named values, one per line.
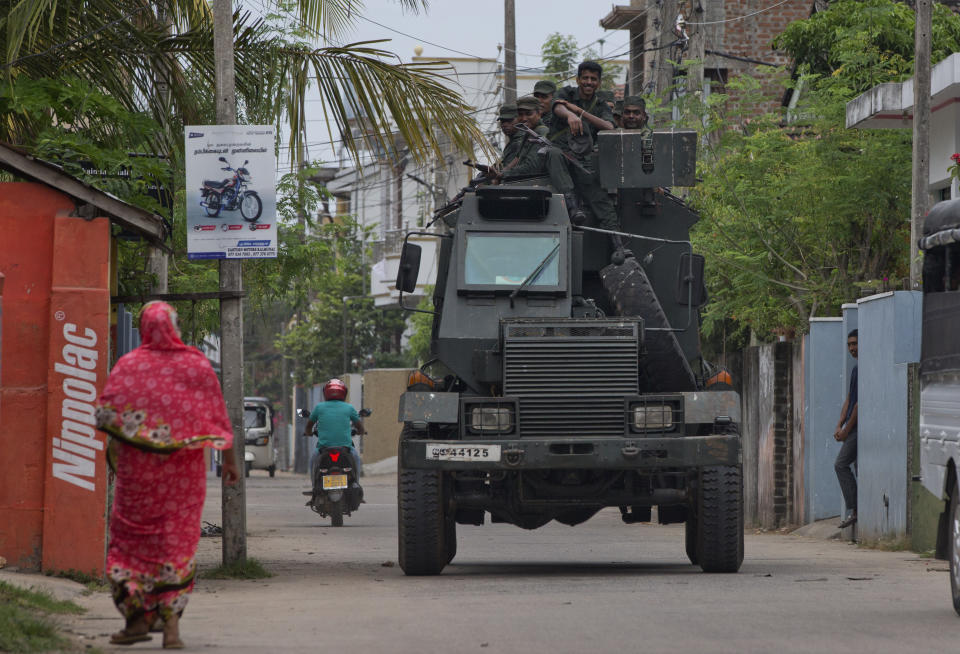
left=303, top=379, right=365, bottom=491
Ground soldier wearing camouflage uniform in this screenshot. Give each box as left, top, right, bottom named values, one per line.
left=499, top=95, right=550, bottom=179
left=548, top=61, right=619, bottom=234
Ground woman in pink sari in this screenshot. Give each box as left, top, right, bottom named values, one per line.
left=96, top=302, right=238, bottom=648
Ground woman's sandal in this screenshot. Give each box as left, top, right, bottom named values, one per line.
left=162, top=613, right=185, bottom=649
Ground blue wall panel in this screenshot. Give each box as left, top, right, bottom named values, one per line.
left=856, top=291, right=922, bottom=540
left=804, top=319, right=845, bottom=521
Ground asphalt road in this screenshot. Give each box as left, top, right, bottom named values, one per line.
left=62, top=469, right=958, bottom=653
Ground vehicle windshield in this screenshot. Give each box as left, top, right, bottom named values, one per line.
left=244, top=406, right=267, bottom=429
left=464, top=233, right=560, bottom=287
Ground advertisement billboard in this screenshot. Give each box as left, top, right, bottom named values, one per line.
left=185, top=125, right=277, bottom=259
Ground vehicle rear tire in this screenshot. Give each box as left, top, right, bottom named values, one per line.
left=331, top=502, right=344, bottom=528
left=245, top=462, right=251, bottom=477
left=696, top=465, right=744, bottom=573
left=216, top=464, right=222, bottom=478
left=269, top=465, right=276, bottom=478
left=949, top=476, right=960, bottom=615
left=204, top=195, right=221, bottom=217
left=398, top=440, right=448, bottom=575
left=685, top=510, right=699, bottom=566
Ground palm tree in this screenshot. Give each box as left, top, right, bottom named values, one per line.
left=1, top=0, right=487, bottom=165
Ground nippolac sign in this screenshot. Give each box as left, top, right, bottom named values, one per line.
left=0, top=184, right=111, bottom=576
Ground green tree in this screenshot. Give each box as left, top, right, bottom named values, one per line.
left=670, top=0, right=960, bottom=347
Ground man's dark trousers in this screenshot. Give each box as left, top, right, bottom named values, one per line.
left=834, top=433, right=857, bottom=515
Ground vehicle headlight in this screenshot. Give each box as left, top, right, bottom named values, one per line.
left=469, top=406, right=513, bottom=433
left=632, top=405, right=674, bottom=431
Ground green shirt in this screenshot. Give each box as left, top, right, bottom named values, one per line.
left=308, top=400, right=360, bottom=449
left=548, top=86, right=615, bottom=157
left=502, top=124, right=549, bottom=178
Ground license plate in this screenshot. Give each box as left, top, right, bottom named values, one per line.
left=321, top=474, right=348, bottom=490
left=425, top=443, right=502, bottom=462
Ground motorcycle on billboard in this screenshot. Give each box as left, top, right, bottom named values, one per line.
left=199, top=156, right=263, bottom=224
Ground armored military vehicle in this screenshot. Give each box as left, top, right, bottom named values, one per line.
left=394, top=129, right=742, bottom=575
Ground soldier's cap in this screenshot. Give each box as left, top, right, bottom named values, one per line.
left=623, top=95, right=646, bottom=111
left=533, top=80, right=557, bottom=95
left=516, top=95, right=540, bottom=112
left=498, top=103, right=518, bottom=120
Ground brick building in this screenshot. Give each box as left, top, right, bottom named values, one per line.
left=601, top=0, right=818, bottom=114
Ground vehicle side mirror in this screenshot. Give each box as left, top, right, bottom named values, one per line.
left=677, top=253, right=707, bottom=306
left=359, top=408, right=372, bottom=417
left=243, top=160, right=249, bottom=166
left=396, top=242, right=422, bottom=293
left=218, top=156, right=227, bottom=162
left=296, top=408, right=308, bottom=419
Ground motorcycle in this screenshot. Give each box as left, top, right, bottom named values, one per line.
left=199, top=156, right=263, bottom=222
left=299, top=407, right=371, bottom=527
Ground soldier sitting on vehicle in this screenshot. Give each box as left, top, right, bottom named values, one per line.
left=533, top=79, right=557, bottom=129
left=497, top=96, right=587, bottom=224
left=548, top=61, right=620, bottom=243
left=621, top=95, right=652, bottom=136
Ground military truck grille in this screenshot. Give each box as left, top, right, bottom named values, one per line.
left=503, top=321, right=640, bottom=437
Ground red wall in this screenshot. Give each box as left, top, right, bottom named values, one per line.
left=0, top=182, right=110, bottom=575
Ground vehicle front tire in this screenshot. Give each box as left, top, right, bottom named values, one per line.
left=949, top=476, right=960, bottom=615
left=216, top=464, right=222, bottom=478
left=696, top=465, right=744, bottom=573
left=398, top=444, right=448, bottom=575
left=269, top=465, right=276, bottom=478
left=245, top=462, right=251, bottom=477
left=240, top=192, right=263, bottom=221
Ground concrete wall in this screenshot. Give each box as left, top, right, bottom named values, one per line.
left=856, top=291, right=922, bottom=541
left=803, top=319, right=845, bottom=522
left=741, top=342, right=796, bottom=528
left=361, top=368, right=414, bottom=464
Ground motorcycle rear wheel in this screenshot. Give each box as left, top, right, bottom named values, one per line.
left=330, top=502, right=344, bottom=527
left=204, top=194, right=221, bottom=217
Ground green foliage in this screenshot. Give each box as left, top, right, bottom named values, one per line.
left=671, top=1, right=927, bottom=343
left=199, top=557, right=273, bottom=580
left=0, top=581, right=83, bottom=653
left=406, top=287, right=434, bottom=366
left=773, top=0, right=960, bottom=96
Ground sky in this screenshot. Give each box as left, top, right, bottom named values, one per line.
left=341, top=1, right=631, bottom=67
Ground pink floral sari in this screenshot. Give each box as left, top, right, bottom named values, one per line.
left=96, top=302, right=233, bottom=625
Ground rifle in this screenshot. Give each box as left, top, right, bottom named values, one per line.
left=425, top=162, right=492, bottom=227
left=514, top=123, right=590, bottom=174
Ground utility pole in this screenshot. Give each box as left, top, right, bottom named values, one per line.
left=654, top=0, right=680, bottom=106
left=687, top=6, right=705, bottom=99
left=911, top=0, right=932, bottom=289
left=213, top=0, right=247, bottom=565
left=504, top=0, right=517, bottom=104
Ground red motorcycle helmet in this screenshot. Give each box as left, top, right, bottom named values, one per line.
left=323, top=378, right=347, bottom=401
